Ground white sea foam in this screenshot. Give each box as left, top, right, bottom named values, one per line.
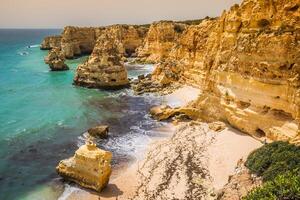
left=28, top=44, right=40, bottom=48
left=58, top=184, right=81, bottom=200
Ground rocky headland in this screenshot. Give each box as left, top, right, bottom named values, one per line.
left=41, top=0, right=300, bottom=199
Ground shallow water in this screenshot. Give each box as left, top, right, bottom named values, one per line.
left=0, top=29, right=162, bottom=200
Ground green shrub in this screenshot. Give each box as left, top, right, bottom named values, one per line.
left=245, top=141, right=300, bottom=181
left=243, top=170, right=300, bottom=200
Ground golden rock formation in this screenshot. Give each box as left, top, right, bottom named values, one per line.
left=44, top=47, right=69, bottom=71
left=144, top=0, right=300, bottom=143
left=40, top=35, right=62, bottom=50
left=73, top=33, right=129, bottom=89
left=56, top=140, right=112, bottom=192
left=60, top=26, right=100, bottom=59
left=73, top=25, right=148, bottom=89
left=137, top=21, right=187, bottom=63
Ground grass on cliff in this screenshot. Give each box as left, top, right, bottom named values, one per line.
left=244, top=141, right=300, bottom=200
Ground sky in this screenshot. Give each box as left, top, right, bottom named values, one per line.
left=0, top=0, right=242, bottom=28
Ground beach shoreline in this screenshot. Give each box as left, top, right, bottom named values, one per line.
left=60, top=85, right=262, bottom=200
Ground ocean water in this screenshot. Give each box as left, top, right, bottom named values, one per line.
left=0, top=29, right=161, bottom=200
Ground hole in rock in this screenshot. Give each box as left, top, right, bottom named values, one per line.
left=289, top=63, right=295, bottom=70
left=288, top=4, right=299, bottom=12
left=270, top=109, right=293, bottom=121
left=237, top=101, right=251, bottom=109
left=255, top=128, right=266, bottom=138
left=111, top=79, right=117, bottom=82
left=261, top=106, right=270, bottom=114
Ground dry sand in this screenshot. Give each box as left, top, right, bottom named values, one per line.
left=61, top=85, right=262, bottom=200
left=207, top=126, right=262, bottom=190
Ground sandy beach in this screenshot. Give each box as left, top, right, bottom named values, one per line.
left=61, top=85, right=262, bottom=200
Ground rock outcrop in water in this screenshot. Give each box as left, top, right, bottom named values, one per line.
left=137, top=0, right=300, bottom=143
left=56, top=140, right=112, bottom=192
left=72, top=24, right=148, bottom=89
left=44, top=47, right=69, bottom=71
left=88, top=125, right=109, bottom=138
left=74, top=33, right=130, bottom=89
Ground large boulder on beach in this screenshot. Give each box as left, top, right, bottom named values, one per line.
left=88, top=125, right=109, bottom=138
left=44, top=48, right=69, bottom=71
left=56, top=140, right=112, bottom=192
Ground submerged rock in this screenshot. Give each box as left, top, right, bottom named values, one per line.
left=88, top=125, right=109, bottom=138
left=56, top=140, right=112, bottom=192
left=44, top=48, right=69, bottom=71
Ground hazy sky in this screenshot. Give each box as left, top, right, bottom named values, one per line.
left=0, top=0, right=242, bottom=28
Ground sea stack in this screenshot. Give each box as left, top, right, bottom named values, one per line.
left=44, top=47, right=69, bottom=71
left=74, top=33, right=129, bottom=89
left=56, top=139, right=112, bottom=192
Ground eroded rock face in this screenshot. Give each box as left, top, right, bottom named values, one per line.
left=73, top=33, right=129, bottom=89
left=56, top=141, right=112, bottom=192
left=61, top=26, right=100, bottom=59
left=44, top=47, right=69, bottom=71
left=40, top=36, right=62, bottom=50
left=196, top=0, right=300, bottom=142
left=146, top=0, right=300, bottom=143
left=137, top=21, right=187, bottom=63
left=103, top=25, right=148, bottom=57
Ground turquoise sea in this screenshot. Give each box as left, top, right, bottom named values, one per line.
left=0, top=29, right=162, bottom=200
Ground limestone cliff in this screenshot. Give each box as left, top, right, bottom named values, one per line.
left=56, top=141, right=112, bottom=192
left=40, top=35, right=62, bottom=50
left=137, top=21, right=187, bottom=63
left=194, top=0, right=300, bottom=142
left=144, top=0, right=300, bottom=143
left=60, top=26, right=100, bottom=59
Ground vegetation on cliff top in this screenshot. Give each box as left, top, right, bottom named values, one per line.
left=244, top=141, right=300, bottom=200
left=245, top=141, right=300, bottom=181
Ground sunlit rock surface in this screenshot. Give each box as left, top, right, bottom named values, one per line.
left=40, top=36, right=62, bottom=50
left=56, top=141, right=112, bottom=192
left=44, top=47, right=69, bottom=71
left=143, top=0, right=300, bottom=143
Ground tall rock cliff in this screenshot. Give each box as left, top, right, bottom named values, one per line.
left=144, top=0, right=300, bottom=143
left=60, top=26, right=101, bottom=59
left=137, top=21, right=187, bottom=63
left=73, top=25, right=147, bottom=89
